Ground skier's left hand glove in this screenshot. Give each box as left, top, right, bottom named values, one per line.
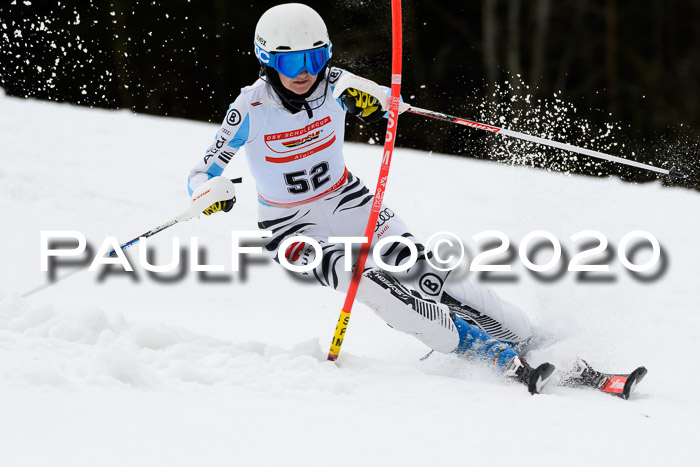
left=341, top=88, right=386, bottom=124
left=203, top=198, right=235, bottom=216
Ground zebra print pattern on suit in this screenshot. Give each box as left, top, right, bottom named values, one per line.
left=326, top=172, right=374, bottom=214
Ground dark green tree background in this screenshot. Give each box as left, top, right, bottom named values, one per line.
left=2, top=0, right=699, bottom=187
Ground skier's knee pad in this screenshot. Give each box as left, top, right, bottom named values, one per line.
left=357, top=269, right=460, bottom=353
left=392, top=260, right=451, bottom=301
left=442, top=277, right=532, bottom=343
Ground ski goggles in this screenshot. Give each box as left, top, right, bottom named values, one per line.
left=256, top=43, right=332, bottom=78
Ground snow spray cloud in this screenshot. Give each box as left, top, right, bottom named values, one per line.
left=40, top=230, right=668, bottom=284
left=467, top=75, right=698, bottom=186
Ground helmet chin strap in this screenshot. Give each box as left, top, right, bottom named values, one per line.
left=259, top=63, right=331, bottom=118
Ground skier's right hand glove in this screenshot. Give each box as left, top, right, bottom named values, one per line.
left=341, top=88, right=386, bottom=124
left=203, top=198, right=235, bottom=216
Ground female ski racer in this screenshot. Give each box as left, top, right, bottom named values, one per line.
left=187, top=3, right=553, bottom=392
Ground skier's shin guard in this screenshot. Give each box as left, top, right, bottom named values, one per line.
left=441, top=275, right=532, bottom=343
left=356, top=269, right=460, bottom=353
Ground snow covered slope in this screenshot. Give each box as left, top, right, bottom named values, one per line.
left=1, top=91, right=699, bottom=466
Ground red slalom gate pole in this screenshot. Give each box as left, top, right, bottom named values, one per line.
left=327, top=0, right=403, bottom=362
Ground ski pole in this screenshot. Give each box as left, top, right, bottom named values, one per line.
left=21, top=177, right=240, bottom=298
left=327, top=0, right=403, bottom=362
left=401, top=105, right=687, bottom=180
left=105, top=177, right=241, bottom=257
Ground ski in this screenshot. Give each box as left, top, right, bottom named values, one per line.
left=504, top=357, right=556, bottom=395
left=440, top=296, right=645, bottom=398
left=523, top=362, right=556, bottom=395
left=562, top=359, right=647, bottom=400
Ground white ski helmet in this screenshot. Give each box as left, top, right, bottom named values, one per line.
left=254, top=3, right=332, bottom=78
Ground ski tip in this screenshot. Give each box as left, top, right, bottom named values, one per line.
left=529, top=362, right=556, bottom=395
left=622, top=366, right=648, bottom=400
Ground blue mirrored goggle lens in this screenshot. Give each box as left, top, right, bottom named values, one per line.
left=273, top=47, right=330, bottom=78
